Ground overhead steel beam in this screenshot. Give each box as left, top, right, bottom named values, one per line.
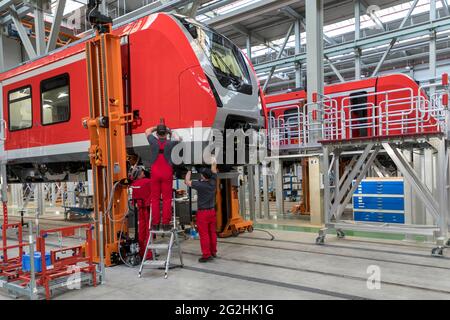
left=232, top=24, right=287, bottom=57
left=325, top=54, right=345, bottom=82
left=254, top=16, right=450, bottom=73
left=197, top=0, right=235, bottom=15
left=187, top=0, right=202, bottom=17
left=114, top=0, right=194, bottom=27
left=0, top=0, right=14, bottom=12
left=0, top=4, right=32, bottom=25
left=263, top=22, right=294, bottom=92
left=34, top=0, right=46, bottom=56
left=371, top=0, right=419, bottom=77
left=383, top=143, right=440, bottom=220
left=46, top=0, right=66, bottom=53
left=280, top=6, right=336, bottom=45
left=206, top=0, right=300, bottom=29
left=442, top=0, right=450, bottom=16
left=265, top=45, right=450, bottom=89
left=179, top=0, right=202, bottom=17
left=9, top=4, right=36, bottom=59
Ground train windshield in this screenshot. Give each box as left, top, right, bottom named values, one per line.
left=198, top=27, right=251, bottom=89
left=177, top=16, right=252, bottom=95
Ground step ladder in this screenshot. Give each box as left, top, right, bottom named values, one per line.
left=138, top=196, right=184, bottom=279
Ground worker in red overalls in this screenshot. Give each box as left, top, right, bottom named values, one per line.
left=130, top=165, right=152, bottom=259
left=145, top=121, right=182, bottom=231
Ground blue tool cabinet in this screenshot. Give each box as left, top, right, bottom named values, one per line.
left=353, top=178, right=405, bottom=224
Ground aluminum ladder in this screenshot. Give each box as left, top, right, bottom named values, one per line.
left=138, top=198, right=184, bottom=279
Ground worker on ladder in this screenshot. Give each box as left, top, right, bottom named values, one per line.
left=145, top=120, right=182, bottom=231
left=185, top=158, right=218, bottom=263
left=130, top=165, right=152, bottom=260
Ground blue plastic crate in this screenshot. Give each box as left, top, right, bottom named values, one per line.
left=353, top=196, right=404, bottom=210
left=354, top=211, right=405, bottom=224
left=354, top=180, right=404, bottom=195
left=22, top=252, right=51, bottom=273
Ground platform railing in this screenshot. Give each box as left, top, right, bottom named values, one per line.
left=268, top=103, right=308, bottom=150
left=267, top=77, right=449, bottom=148
left=319, top=85, right=448, bottom=142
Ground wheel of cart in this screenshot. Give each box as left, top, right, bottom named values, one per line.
left=432, top=246, right=444, bottom=257
left=315, top=235, right=325, bottom=245
left=336, top=229, right=345, bottom=239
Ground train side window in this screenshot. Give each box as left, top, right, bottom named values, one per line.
left=8, top=86, right=32, bottom=131
left=41, top=73, right=70, bottom=125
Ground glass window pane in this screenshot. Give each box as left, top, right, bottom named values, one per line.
left=41, top=74, right=70, bottom=125
left=9, top=87, right=31, bottom=101
left=8, top=87, right=32, bottom=131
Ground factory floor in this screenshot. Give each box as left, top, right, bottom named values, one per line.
left=2, top=220, right=450, bottom=300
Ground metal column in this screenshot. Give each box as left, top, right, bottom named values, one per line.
left=34, top=0, right=46, bottom=56
left=275, top=159, right=284, bottom=217
left=0, top=28, right=4, bottom=72
left=306, top=0, right=325, bottom=225
left=36, top=184, right=45, bottom=217
left=306, top=0, right=324, bottom=142
left=435, top=139, right=448, bottom=239
left=354, top=0, right=361, bottom=80
left=323, top=148, right=331, bottom=225
left=100, top=0, right=107, bottom=14
left=430, top=0, right=437, bottom=96
left=239, top=170, right=247, bottom=217
left=246, top=35, right=252, bottom=60
left=254, top=164, right=262, bottom=219
left=247, top=166, right=256, bottom=221
left=294, top=19, right=302, bottom=87
left=47, top=0, right=67, bottom=53
left=262, top=164, right=270, bottom=219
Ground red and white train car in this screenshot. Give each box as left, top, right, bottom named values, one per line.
left=0, top=13, right=265, bottom=182
left=266, top=74, right=446, bottom=151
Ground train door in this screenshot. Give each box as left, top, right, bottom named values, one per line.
left=349, top=91, right=368, bottom=138
left=283, top=108, right=300, bottom=146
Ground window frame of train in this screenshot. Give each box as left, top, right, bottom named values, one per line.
left=8, top=85, right=33, bottom=132
left=40, top=73, right=71, bottom=126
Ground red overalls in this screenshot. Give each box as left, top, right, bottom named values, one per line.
left=131, top=177, right=152, bottom=259
left=150, top=139, right=173, bottom=227
left=197, top=209, right=217, bottom=258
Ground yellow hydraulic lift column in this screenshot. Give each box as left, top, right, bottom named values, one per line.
left=215, top=172, right=253, bottom=238
left=83, top=18, right=133, bottom=267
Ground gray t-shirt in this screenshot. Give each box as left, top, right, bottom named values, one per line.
left=147, top=134, right=180, bottom=166
left=192, top=174, right=217, bottom=210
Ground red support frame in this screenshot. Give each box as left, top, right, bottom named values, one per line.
left=35, top=224, right=97, bottom=299
left=1, top=223, right=97, bottom=299
left=0, top=222, right=26, bottom=279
